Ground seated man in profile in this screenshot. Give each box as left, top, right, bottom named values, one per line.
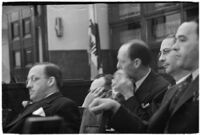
left=4, top=62, right=81, bottom=133
left=159, top=35, right=190, bottom=84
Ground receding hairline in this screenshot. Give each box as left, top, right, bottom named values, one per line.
left=125, top=39, right=148, bottom=48
left=178, top=21, right=198, bottom=36
left=30, top=63, right=60, bottom=77
left=119, top=39, right=149, bottom=56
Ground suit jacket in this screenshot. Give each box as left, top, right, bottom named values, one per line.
left=110, top=76, right=199, bottom=133
left=4, top=92, right=81, bottom=133
left=122, top=70, right=169, bottom=120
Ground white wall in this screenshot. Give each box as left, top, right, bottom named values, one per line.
left=47, top=5, right=89, bottom=50
left=47, top=4, right=110, bottom=51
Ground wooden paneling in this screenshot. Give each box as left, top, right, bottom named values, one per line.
left=49, top=50, right=118, bottom=80
left=101, top=49, right=118, bottom=74
left=49, top=50, right=90, bottom=80
left=7, top=6, right=37, bottom=83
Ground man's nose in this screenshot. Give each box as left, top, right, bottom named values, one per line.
left=172, top=42, right=179, bottom=52
left=159, top=53, right=165, bottom=63
left=117, top=62, right=121, bottom=69
left=26, top=80, right=32, bottom=89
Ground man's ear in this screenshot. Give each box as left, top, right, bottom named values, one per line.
left=134, top=58, right=142, bottom=68
left=48, top=77, right=55, bottom=87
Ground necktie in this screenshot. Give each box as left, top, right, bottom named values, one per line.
left=133, top=83, right=136, bottom=95
left=169, top=74, right=192, bottom=112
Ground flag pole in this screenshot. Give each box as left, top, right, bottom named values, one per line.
left=93, top=4, right=103, bottom=74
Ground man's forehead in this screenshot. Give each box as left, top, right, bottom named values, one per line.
left=176, top=22, right=197, bottom=37
left=28, top=65, right=45, bottom=76
left=118, top=45, right=129, bottom=57
left=160, top=38, right=174, bottom=50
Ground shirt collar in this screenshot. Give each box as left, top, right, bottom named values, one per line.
left=192, top=68, right=199, bottom=80
left=176, top=73, right=191, bottom=85
left=135, top=68, right=151, bottom=91
left=45, top=91, right=57, bottom=98
left=175, top=68, right=199, bottom=84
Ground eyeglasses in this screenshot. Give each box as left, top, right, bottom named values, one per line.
left=26, top=76, right=47, bottom=85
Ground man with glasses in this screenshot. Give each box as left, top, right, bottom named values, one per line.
left=4, top=62, right=81, bottom=133
left=159, top=35, right=190, bottom=83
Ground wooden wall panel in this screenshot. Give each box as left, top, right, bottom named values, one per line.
left=49, top=50, right=90, bottom=80
left=101, top=49, right=118, bottom=74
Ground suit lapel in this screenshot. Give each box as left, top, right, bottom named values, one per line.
left=148, top=84, right=184, bottom=132
left=160, top=84, right=180, bottom=106
left=7, top=101, right=44, bottom=127
left=148, top=94, right=171, bottom=132
left=7, top=92, right=62, bottom=127
left=172, top=76, right=199, bottom=115
left=135, top=71, right=154, bottom=103
left=41, top=92, right=63, bottom=111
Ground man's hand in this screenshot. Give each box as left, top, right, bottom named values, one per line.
left=113, top=77, right=134, bottom=100
left=82, top=88, right=106, bottom=107
left=89, top=98, right=121, bottom=115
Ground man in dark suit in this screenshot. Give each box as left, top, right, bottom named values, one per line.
left=4, top=62, right=81, bottom=133
left=88, top=19, right=199, bottom=133
left=116, top=39, right=169, bottom=120
left=159, top=35, right=190, bottom=83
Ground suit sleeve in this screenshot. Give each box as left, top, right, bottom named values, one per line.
left=122, top=94, right=160, bottom=121
left=110, top=105, right=148, bottom=133
left=121, top=76, right=169, bottom=121
left=56, top=99, right=81, bottom=133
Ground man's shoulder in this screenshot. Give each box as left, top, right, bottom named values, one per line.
left=149, top=71, right=170, bottom=86
left=141, top=71, right=169, bottom=96
left=54, top=95, right=76, bottom=105
left=142, top=71, right=169, bottom=90
left=45, top=93, right=78, bottom=108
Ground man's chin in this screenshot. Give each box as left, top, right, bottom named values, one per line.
left=166, top=69, right=170, bottom=74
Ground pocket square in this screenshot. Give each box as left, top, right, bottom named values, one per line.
left=141, top=103, right=150, bottom=109
left=32, top=107, right=46, bottom=116
left=22, top=100, right=32, bottom=108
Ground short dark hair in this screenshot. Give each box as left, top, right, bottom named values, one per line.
left=33, top=62, right=63, bottom=89
left=127, top=40, right=151, bottom=66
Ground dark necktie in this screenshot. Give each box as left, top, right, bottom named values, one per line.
left=169, top=74, right=192, bottom=112
left=133, top=83, right=136, bottom=95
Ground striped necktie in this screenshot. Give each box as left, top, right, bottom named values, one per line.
left=169, top=74, right=192, bottom=112
left=133, top=83, right=136, bottom=95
